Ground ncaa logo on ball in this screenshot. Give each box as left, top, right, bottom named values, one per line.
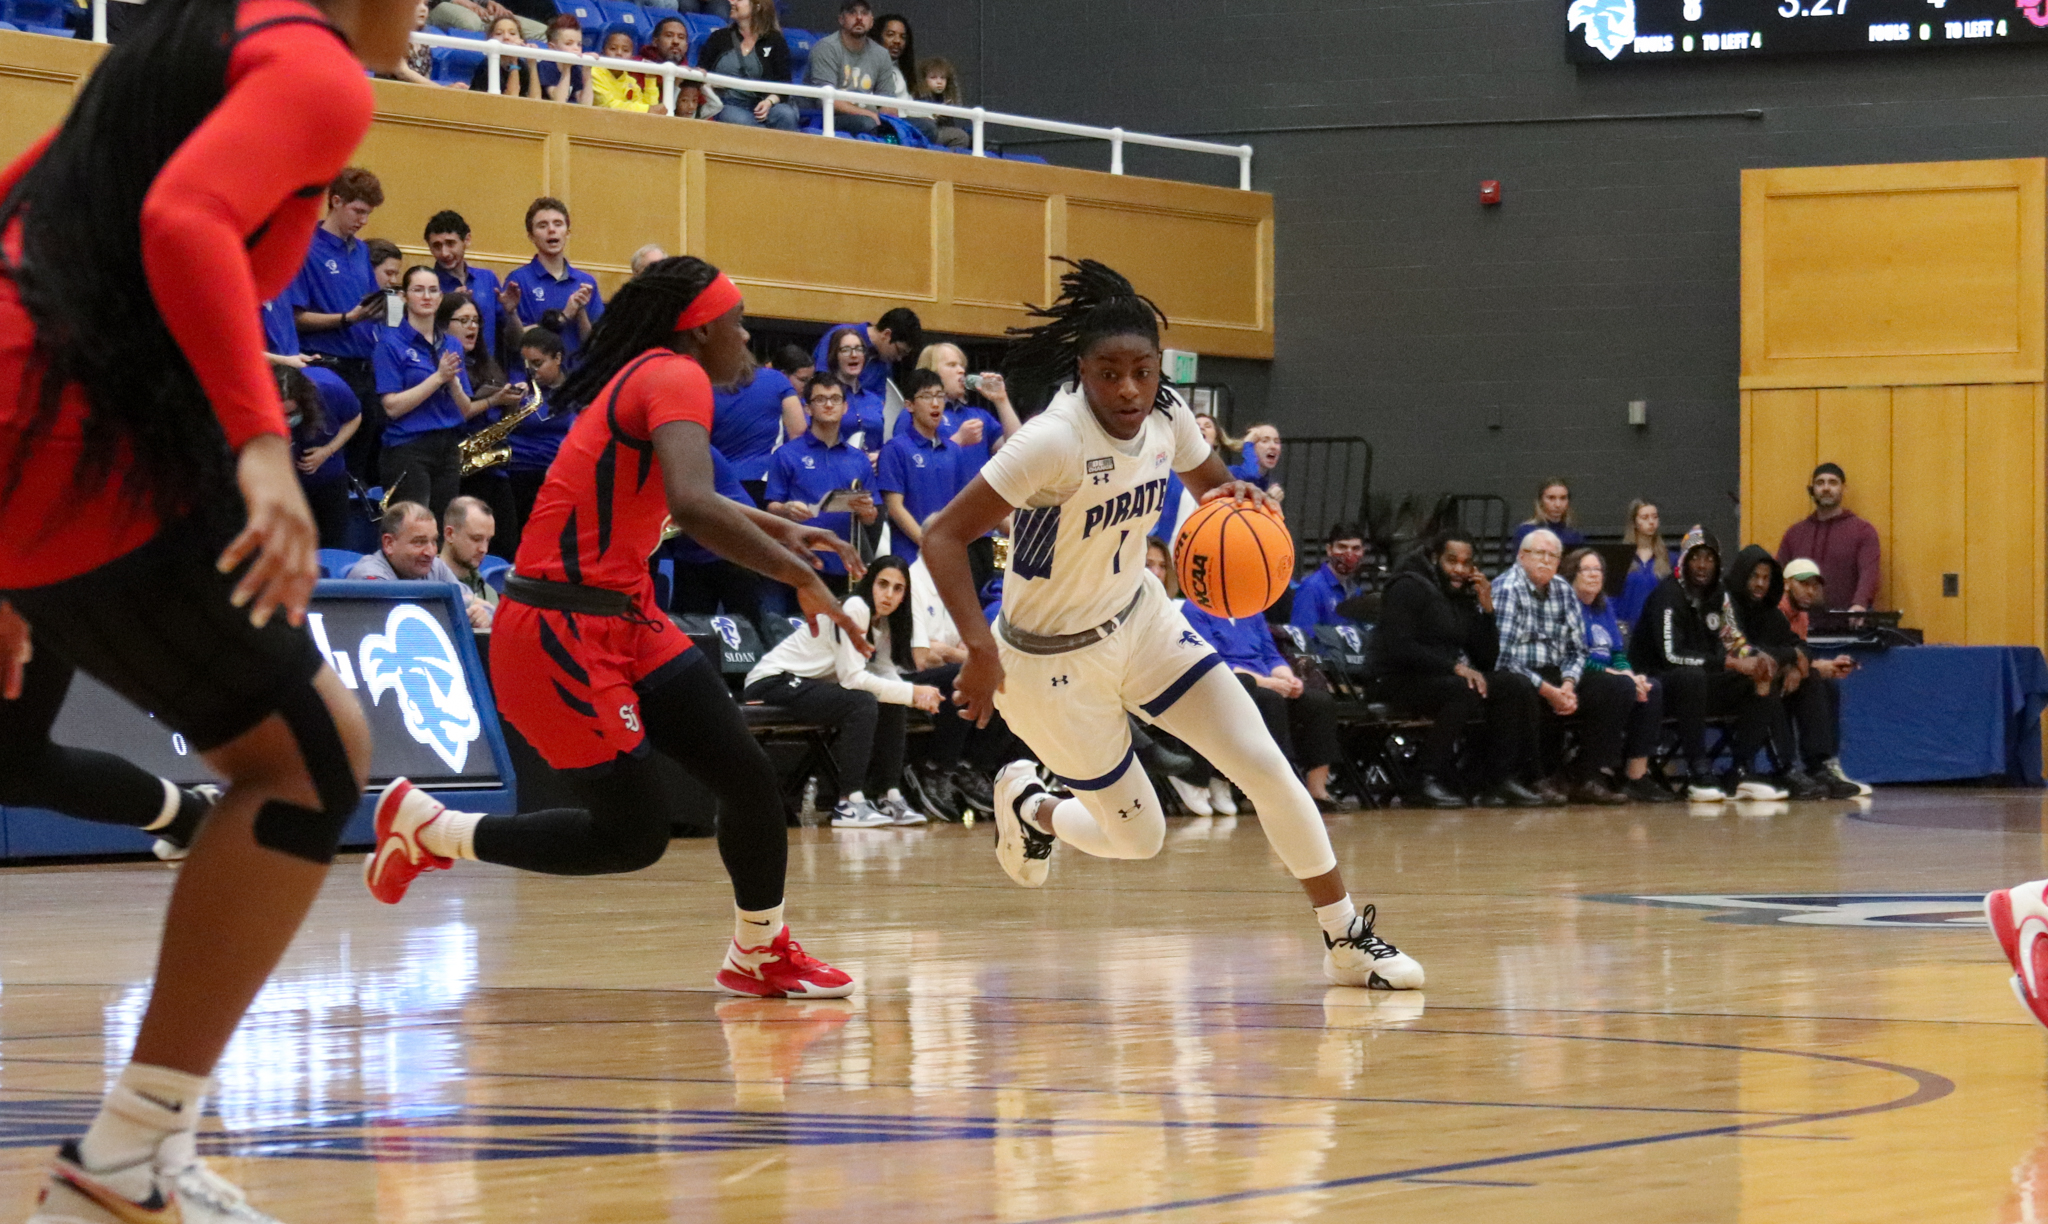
left=1184, top=554, right=1212, bottom=604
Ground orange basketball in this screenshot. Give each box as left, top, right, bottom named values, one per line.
left=1173, top=499, right=1294, bottom=618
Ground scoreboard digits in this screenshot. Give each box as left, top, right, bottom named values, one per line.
left=1567, top=0, right=2048, bottom=63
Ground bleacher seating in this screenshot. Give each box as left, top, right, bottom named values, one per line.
left=549, top=0, right=606, bottom=49
left=317, top=549, right=364, bottom=579
left=428, top=26, right=486, bottom=86
left=679, top=11, right=720, bottom=62
left=783, top=26, right=814, bottom=86
left=597, top=0, right=649, bottom=44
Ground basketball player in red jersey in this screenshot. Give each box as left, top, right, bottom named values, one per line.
left=0, top=0, right=415, bottom=1219
left=367, top=258, right=865, bottom=999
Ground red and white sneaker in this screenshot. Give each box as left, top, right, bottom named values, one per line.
left=364, top=778, right=453, bottom=905
left=1987, top=880, right=2048, bottom=1029
left=716, top=926, right=855, bottom=999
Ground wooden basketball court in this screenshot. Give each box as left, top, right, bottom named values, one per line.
left=0, top=791, right=2041, bottom=1222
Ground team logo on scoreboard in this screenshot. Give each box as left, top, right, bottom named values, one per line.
left=1568, top=0, right=1636, bottom=59
left=1588, top=892, right=1988, bottom=929
left=359, top=604, right=483, bottom=771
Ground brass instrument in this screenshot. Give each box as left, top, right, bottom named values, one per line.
left=460, top=379, right=546, bottom=476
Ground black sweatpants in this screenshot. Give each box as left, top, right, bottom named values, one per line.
left=1237, top=674, right=1341, bottom=772
left=379, top=429, right=462, bottom=522
left=1376, top=669, right=1539, bottom=786
left=1782, top=674, right=1840, bottom=768
left=871, top=665, right=968, bottom=793
left=743, top=670, right=879, bottom=800
left=1542, top=668, right=1639, bottom=782
left=471, top=650, right=788, bottom=910
left=509, top=467, right=549, bottom=548
left=322, top=355, right=384, bottom=482
left=1658, top=665, right=1775, bottom=775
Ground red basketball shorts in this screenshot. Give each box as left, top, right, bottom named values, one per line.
left=489, top=590, right=693, bottom=771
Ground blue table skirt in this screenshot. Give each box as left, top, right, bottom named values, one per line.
left=1837, top=644, right=2048, bottom=785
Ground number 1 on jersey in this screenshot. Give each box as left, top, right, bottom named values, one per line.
left=1112, top=529, right=1129, bottom=573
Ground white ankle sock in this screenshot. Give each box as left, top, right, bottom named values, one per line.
left=79, top=1063, right=209, bottom=1190
left=143, top=780, right=180, bottom=833
left=736, top=904, right=784, bottom=950
left=846, top=791, right=866, bottom=805
left=885, top=788, right=904, bottom=802
left=418, top=810, right=483, bottom=861
left=1313, top=895, right=1358, bottom=942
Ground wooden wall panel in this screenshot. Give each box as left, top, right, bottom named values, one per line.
left=0, top=30, right=1274, bottom=357
left=1741, top=160, right=2046, bottom=389
left=1889, top=387, right=1968, bottom=644
left=1964, top=384, right=2045, bottom=648
left=1742, top=388, right=1818, bottom=552
left=1815, top=386, right=1893, bottom=610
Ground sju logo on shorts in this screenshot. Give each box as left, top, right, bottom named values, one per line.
left=359, top=604, right=482, bottom=771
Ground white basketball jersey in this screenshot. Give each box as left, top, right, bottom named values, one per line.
left=980, top=385, right=1210, bottom=637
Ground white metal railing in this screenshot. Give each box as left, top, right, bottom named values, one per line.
left=73, top=1, right=1251, bottom=189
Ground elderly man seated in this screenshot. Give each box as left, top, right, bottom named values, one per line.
left=1492, top=528, right=1636, bottom=805
left=349, top=500, right=493, bottom=631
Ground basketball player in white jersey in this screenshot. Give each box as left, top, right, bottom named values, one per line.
left=922, top=259, right=1422, bottom=989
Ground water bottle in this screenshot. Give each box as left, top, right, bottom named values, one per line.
left=800, top=776, right=819, bottom=818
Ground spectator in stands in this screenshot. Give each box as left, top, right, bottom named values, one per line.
left=383, top=2, right=438, bottom=86
left=630, top=244, right=668, bottom=276
left=1614, top=497, right=1671, bottom=631
left=820, top=326, right=886, bottom=451
left=291, top=168, right=385, bottom=477
left=1291, top=522, right=1367, bottom=631
left=1629, top=527, right=1785, bottom=802
left=640, top=16, right=690, bottom=69
left=1229, top=423, right=1283, bottom=501
left=1510, top=478, right=1586, bottom=555
left=701, top=0, right=800, bottom=130
left=1146, top=536, right=1179, bottom=598
left=279, top=367, right=359, bottom=549
left=915, top=340, right=1019, bottom=478
left=1368, top=531, right=1546, bottom=809
left=1181, top=599, right=1350, bottom=811
left=807, top=0, right=895, bottom=136
left=439, top=495, right=499, bottom=626
left=666, top=445, right=764, bottom=622
left=765, top=373, right=878, bottom=596
left=712, top=349, right=801, bottom=506
left=873, top=14, right=941, bottom=143
left=1566, top=548, right=1675, bottom=803
left=772, top=344, right=816, bottom=434
left=375, top=266, right=479, bottom=518
left=502, top=326, right=572, bottom=551
left=349, top=501, right=495, bottom=631
left=1722, top=545, right=1832, bottom=800
left=429, top=0, right=543, bottom=41
left=427, top=210, right=510, bottom=366
left=469, top=14, right=544, bottom=97
left=444, top=292, right=524, bottom=555
left=1779, top=558, right=1871, bottom=798
left=743, top=554, right=944, bottom=828
left=1491, top=530, right=1634, bottom=805
left=1775, top=462, right=1880, bottom=611
left=912, top=57, right=973, bottom=150
left=538, top=14, right=594, bottom=104
left=811, top=307, right=920, bottom=401
left=876, top=370, right=960, bottom=565
left=366, top=240, right=404, bottom=306
left=594, top=26, right=670, bottom=114
left=1197, top=413, right=1239, bottom=465
left=502, top=197, right=604, bottom=358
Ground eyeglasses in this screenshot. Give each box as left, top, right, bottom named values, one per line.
left=835, top=344, right=865, bottom=355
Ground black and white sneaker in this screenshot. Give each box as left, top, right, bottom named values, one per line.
left=1819, top=757, right=1873, bottom=797
left=1324, top=904, right=1425, bottom=990
left=992, top=760, right=1056, bottom=887
left=152, top=784, right=221, bottom=863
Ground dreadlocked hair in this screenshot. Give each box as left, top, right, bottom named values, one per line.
left=0, top=0, right=244, bottom=527
left=1004, top=257, right=1173, bottom=413
left=554, top=255, right=722, bottom=411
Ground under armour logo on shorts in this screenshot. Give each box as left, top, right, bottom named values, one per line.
left=1050, top=675, right=1069, bottom=686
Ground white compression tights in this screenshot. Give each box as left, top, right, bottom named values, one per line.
left=1040, top=664, right=1339, bottom=880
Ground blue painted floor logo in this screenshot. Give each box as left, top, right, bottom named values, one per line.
left=1587, top=893, right=1989, bottom=928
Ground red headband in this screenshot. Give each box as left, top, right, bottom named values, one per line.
left=675, top=273, right=743, bottom=331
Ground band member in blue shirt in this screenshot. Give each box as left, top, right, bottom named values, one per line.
left=820, top=325, right=887, bottom=452
left=808, top=306, right=921, bottom=401
left=664, top=445, right=765, bottom=623
left=875, top=369, right=961, bottom=565
left=289, top=168, right=386, bottom=477
left=427, top=209, right=511, bottom=368
left=765, top=372, right=878, bottom=596
left=373, top=266, right=478, bottom=519
left=712, top=351, right=802, bottom=505
left=501, top=196, right=604, bottom=360
left=504, top=326, right=575, bottom=553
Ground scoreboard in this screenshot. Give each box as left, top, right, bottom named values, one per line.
left=1567, top=0, right=2048, bottom=63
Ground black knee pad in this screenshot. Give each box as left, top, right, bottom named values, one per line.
left=253, top=681, right=361, bottom=864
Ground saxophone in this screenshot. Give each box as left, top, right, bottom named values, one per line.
left=460, top=379, right=547, bottom=476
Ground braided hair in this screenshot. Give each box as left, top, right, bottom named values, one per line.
left=554, top=255, right=722, bottom=411
left=1005, top=257, right=1173, bottom=413
left=0, top=0, right=242, bottom=526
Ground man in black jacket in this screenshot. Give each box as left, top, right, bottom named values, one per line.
left=1368, top=532, right=1548, bottom=808
left=1724, top=545, right=1860, bottom=800
left=1631, top=528, right=1786, bottom=802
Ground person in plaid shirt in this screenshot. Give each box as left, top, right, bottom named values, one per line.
left=1492, top=529, right=1638, bottom=805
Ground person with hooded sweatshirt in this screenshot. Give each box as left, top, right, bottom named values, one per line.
left=1630, top=527, right=1787, bottom=802
left=1721, top=544, right=1829, bottom=800
left=1367, top=530, right=1548, bottom=809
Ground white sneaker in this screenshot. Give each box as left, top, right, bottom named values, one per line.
left=1324, top=905, right=1424, bottom=990
left=1686, top=780, right=1729, bottom=802
left=1734, top=776, right=1790, bottom=801
left=992, top=760, right=1056, bottom=888
left=830, top=798, right=892, bottom=828
left=28, top=1138, right=283, bottom=1224
left=1207, top=777, right=1239, bottom=816
left=879, top=796, right=927, bottom=826
left=1168, top=776, right=1213, bottom=816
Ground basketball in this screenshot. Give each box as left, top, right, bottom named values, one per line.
left=1173, top=498, right=1294, bottom=618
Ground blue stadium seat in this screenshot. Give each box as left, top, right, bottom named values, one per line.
left=317, top=549, right=364, bottom=580
left=679, top=11, right=719, bottom=63
left=550, top=0, right=606, bottom=47
left=784, top=26, right=814, bottom=83
left=479, top=555, right=511, bottom=582
left=597, top=0, right=649, bottom=43
left=430, top=33, right=487, bottom=86
left=0, top=0, right=68, bottom=29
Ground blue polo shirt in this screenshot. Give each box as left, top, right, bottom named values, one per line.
left=937, top=401, right=1002, bottom=480
left=505, top=257, right=605, bottom=360
left=670, top=447, right=752, bottom=567
left=711, top=367, right=795, bottom=482
left=261, top=291, right=301, bottom=356
left=373, top=322, right=472, bottom=445
left=507, top=380, right=575, bottom=473
left=810, top=322, right=889, bottom=399
left=874, top=424, right=960, bottom=564
left=1229, top=456, right=1276, bottom=487
left=437, top=263, right=506, bottom=362
left=296, top=367, right=361, bottom=486
left=844, top=388, right=886, bottom=452
left=290, top=226, right=379, bottom=360
left=1181, top=603, right=1286, bottom=676
left=1289, top=562, right=1364, bottom=631
left=764, top=430, right=874, bottom=576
